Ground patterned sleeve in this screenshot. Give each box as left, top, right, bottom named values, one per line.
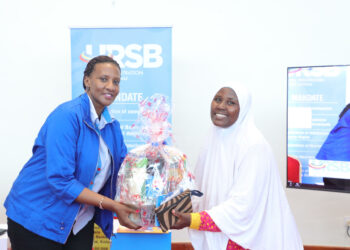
left=190, top=211, right=221, bottom=232
left=189, top=211, right=248, bottom=250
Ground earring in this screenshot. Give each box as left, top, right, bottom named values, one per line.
left=86, top=86, right=90, bottom=91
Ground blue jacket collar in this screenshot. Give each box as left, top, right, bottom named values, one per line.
left=80, top=92, right=115, bottom=128
left=80, top=93, right=92, bottom=125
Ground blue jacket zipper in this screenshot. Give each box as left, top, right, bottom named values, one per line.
left=63, top=120, right=100, bottom=244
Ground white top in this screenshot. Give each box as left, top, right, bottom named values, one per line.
left=189, top=82, right=303, bottom=250
left=72, top=96, right=113, bottom=234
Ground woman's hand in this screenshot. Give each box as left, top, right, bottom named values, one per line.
left=170, top=210, right=191, bottom=230
left=75, top=188, right=141, bottom=229
left=113, top=202, right=141, bottom=230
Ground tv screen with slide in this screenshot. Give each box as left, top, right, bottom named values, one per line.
left=287, top=65, right=350, bottom=192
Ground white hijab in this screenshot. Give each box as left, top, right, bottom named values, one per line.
left=189, top=82, right=303, bottom=250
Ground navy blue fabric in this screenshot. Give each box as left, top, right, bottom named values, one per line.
left=8, top=217, right=94, bottom=250
left=4, top=93, right=127, bottom=243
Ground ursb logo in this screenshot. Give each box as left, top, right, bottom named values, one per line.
left=79, top=44, right=163, bottom=69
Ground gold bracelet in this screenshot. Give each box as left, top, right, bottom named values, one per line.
left=98, top=196, right=104, bottom=210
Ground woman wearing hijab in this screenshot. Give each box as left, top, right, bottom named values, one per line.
left=171, top=83, right=303, bottom=250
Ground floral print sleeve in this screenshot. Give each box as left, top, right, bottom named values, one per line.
left=192, top=211, right=221, bottom=231
left=190, top=211, right=248, bottom=250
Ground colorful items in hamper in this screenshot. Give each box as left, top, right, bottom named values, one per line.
left=115, top=143, right=194, bottom=229
left=115, top=94, right=195, bottom=229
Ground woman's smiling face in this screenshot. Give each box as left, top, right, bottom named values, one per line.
left=210, top=87, right=240, bottom=128
left=84, top=62, right=121, bottom=116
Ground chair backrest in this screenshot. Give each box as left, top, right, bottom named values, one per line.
left=287, top=156, right=301, bottom=183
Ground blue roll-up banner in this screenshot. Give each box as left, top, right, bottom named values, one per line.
left=70, top=27, right=172, bottom=150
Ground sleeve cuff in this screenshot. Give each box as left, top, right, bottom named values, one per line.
left=189, top=212, right=201, bottom=230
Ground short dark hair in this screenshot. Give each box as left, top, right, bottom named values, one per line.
left=83, top=55, right=121, bottom=89
left=339, top=103, right=350, bottom=119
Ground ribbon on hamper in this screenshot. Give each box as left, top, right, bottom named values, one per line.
left=155, top=189, right=203, bottom=232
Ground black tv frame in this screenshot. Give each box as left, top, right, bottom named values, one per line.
left=286, top=64, right=350, bottom=193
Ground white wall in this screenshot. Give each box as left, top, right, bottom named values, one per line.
left=1, top=0, right=350, bottom=246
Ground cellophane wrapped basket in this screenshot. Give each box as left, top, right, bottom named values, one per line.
left=115, top=94, right=194, bottom=229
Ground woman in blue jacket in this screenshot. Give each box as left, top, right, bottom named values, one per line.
left=4, top=55, right=140, bottom=249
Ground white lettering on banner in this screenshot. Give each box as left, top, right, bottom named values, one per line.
left=123, top=70, right=144, bottom=75
left=86, top=44, right=93, bottom=56
left=125, top=44, right=143, bottom=68
left=100, top=44, right=124, bottom=63
left=99, top=44, right=163, bottom=69
left=115, top=92, right=143, bottom=102
left=143, top=44, right=163, bottom=68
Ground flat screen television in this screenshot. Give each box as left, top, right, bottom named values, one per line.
left=287, top=65, right=350, bottom=192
